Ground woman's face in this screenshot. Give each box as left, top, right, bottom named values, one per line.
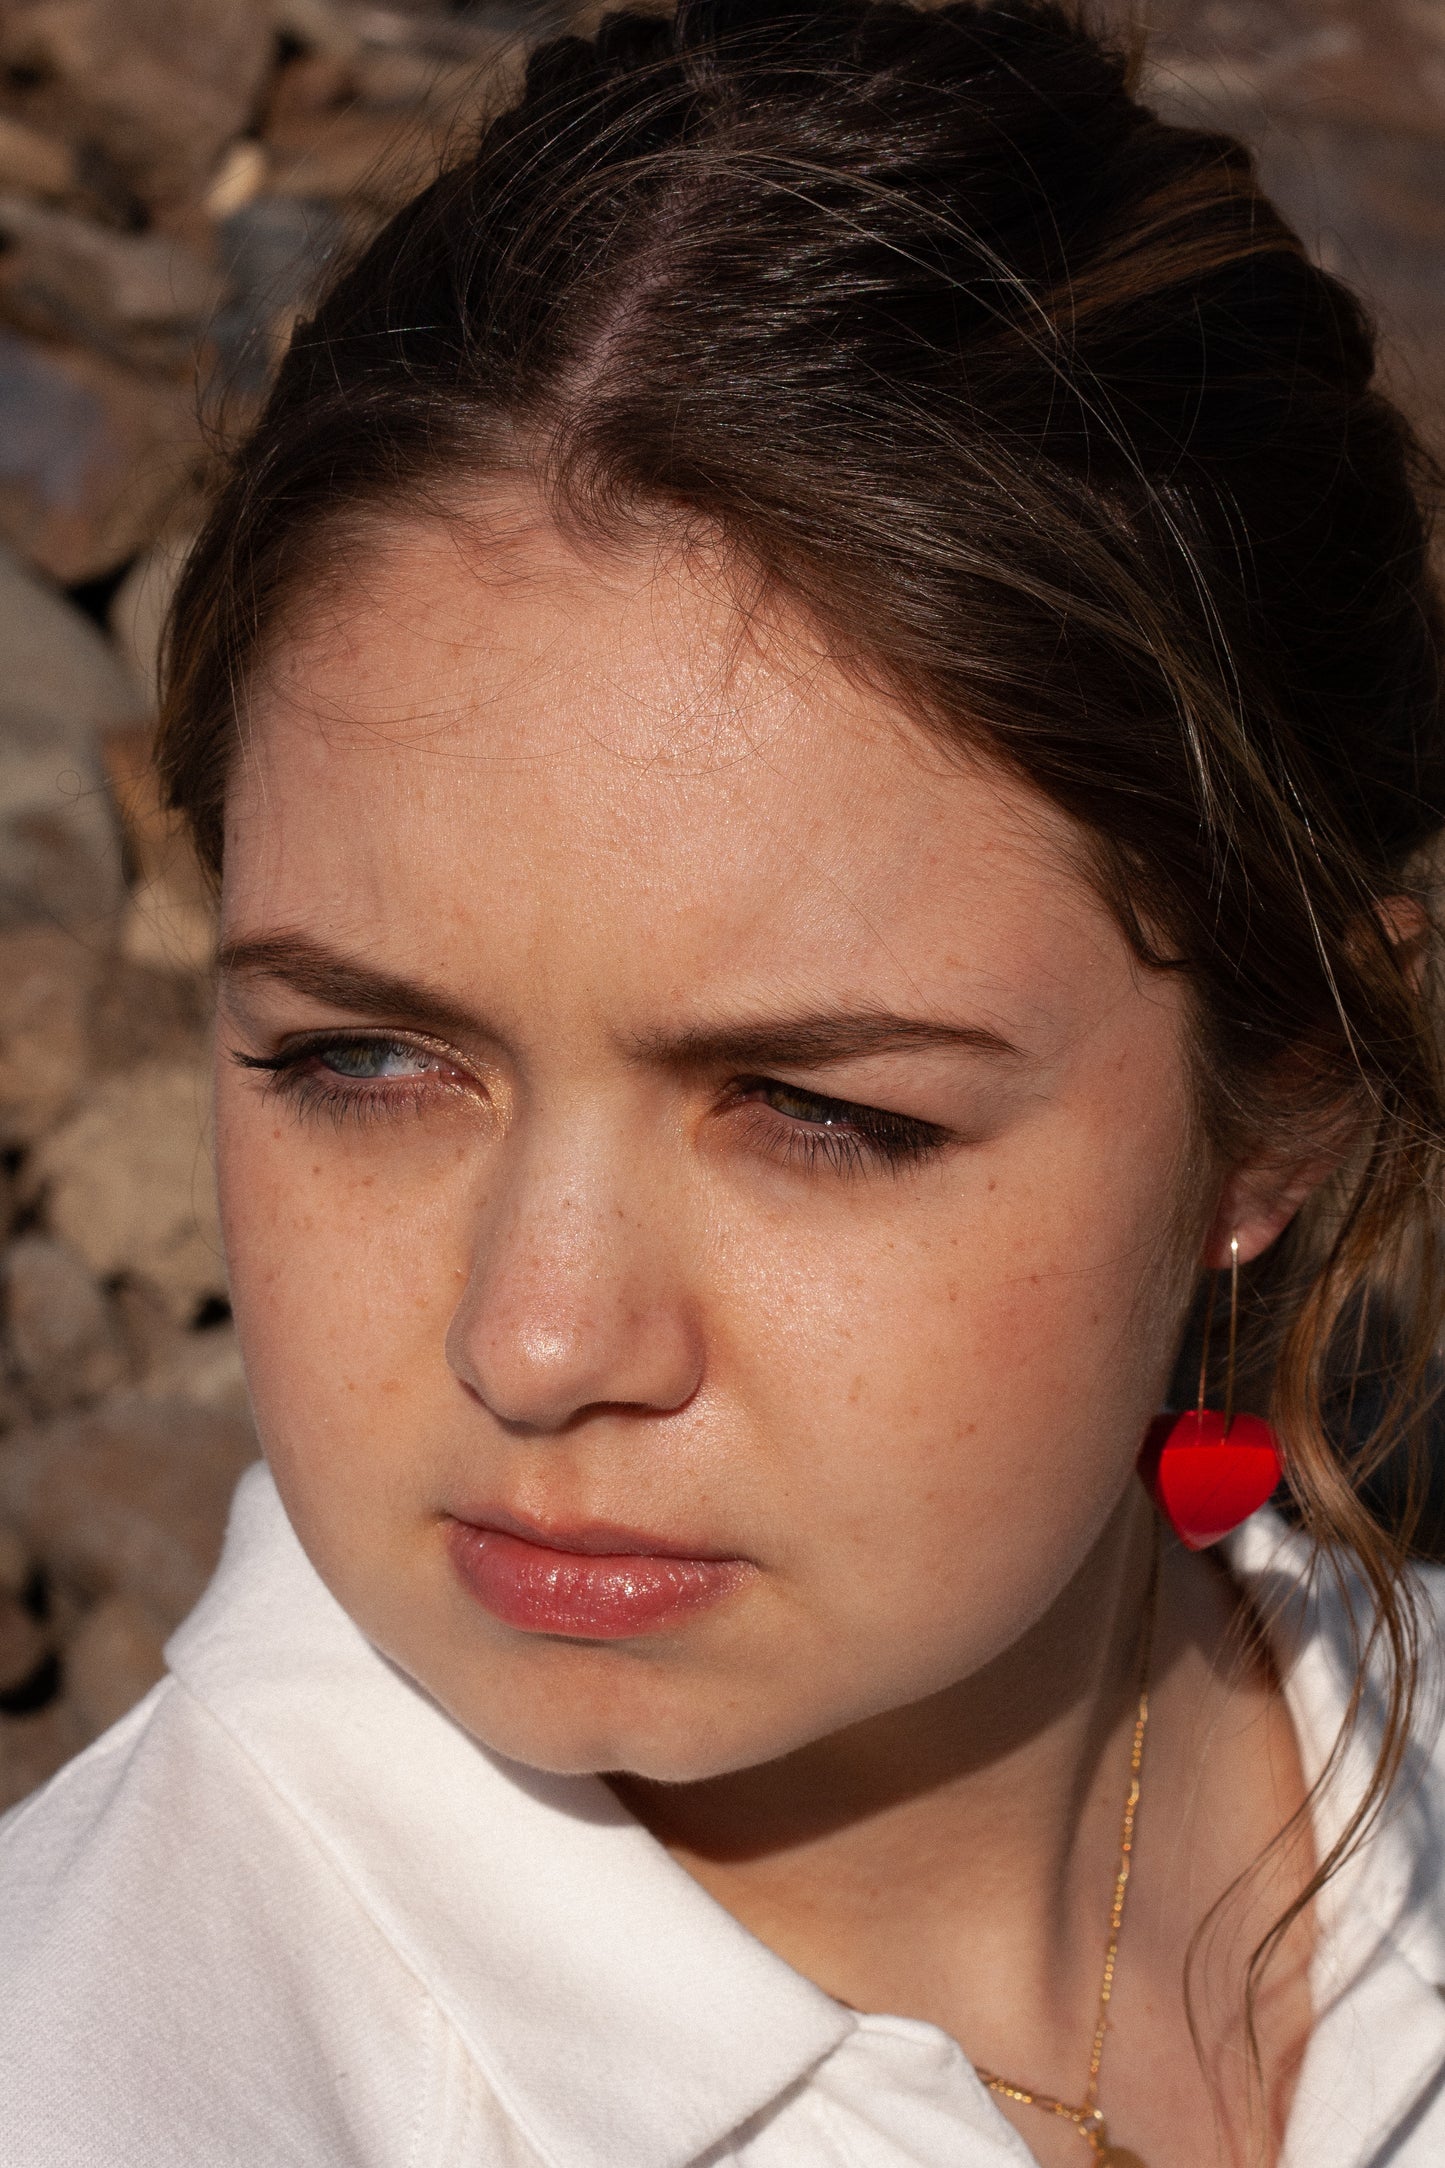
left=217, top=491, right=1212, bottom=1781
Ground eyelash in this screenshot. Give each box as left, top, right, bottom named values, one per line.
left=231, top=1037, right=952, bottom=1171
left=231, top=1035, right=469, bottom=1130
left=726, top=1077, right=948, bottom=1175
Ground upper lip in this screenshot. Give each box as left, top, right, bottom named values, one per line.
left=448, top=1503, right=744, bottom=1562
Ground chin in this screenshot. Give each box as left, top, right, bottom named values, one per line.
left=460, top=1705, right=740, bottom=1784
left=435, top=1671, right=805, bottom=1786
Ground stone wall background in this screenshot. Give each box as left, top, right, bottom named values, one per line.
left=0, top=0, right=1440, bottom=1808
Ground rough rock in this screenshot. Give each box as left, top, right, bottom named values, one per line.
left=0, top=327, right=204, bottom=582
left=0, top=1589, right=47, bottom=1694
left=1144, top=0, right=1445, bottom=141
left=3, top=1231, right=130, bottom=1415
left=1138, top=0, right=1445, bottom=454
left=271, top=0, right=511, bottom=69
left=352, top=46, right=508, bottom=116
left=65, top=1591, right=167, bottom=1743
left=0, top=193, right=221, bottom=369
left=83, top=951, right=209, bottom=1076
left=108, top=524, right=198, bottom=708
left=0, top=0, right=276, bottom=211
left=0, top=110, right=73, bottom=197
left=265, top=41, right=511, bottom=127
left=0, top=1700, right=81, bottom=1813
left=210, top=192, right=347, bottom=394
left=0, top=544, right=130, bottom=931
left=100, top=720, right=215, bottom=975
left=109, top=1280, right=244, bottom=1413
left=0, top=1393, right=257, bottom=1627
left=0, top=925, right=99, bottom=1145
left=107, top=1273, right=184, bottom=1385
left=0, top=1519, right=29, bottom=1598
left=265, top=101, right=447, bottom=210
left=258, top=5, right=526, bottom=212
left=0, top=539, right=138, bottom=738
left=264, top=48, right=358, bottom=130
left=118, top=859, right=216, bottom=977
left=27, top=1056, right=225, bottom=1322
left=135, top=1319, right=248, bottom=1420
left=201, top=137, right=268, bottom=222
left=0, top=702, right=126, bottom=931
left=270, top=0, right=366, bottom=63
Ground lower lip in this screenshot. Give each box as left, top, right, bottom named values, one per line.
left=446, top=1523, right=749, bottom=1639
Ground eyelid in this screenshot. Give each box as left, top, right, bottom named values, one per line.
left=729, top=1072, right=950, bottom=1129
left=726, top=1076, right=955, bottom=1175
left=233, top=1025, right=472, bottom=1072
left=231, top=1041, right=953, bottom=1169
left=229, top=1027, right=486, bottom=1135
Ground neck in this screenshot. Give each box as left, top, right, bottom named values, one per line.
left=614, top=1491, right=1159, bottom=2021
left=611, top=1487, right=1309, bottom=2140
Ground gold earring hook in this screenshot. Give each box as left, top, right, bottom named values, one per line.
left=1195, top=1274, right=1216, bottom=1418
left=1224, top=1232, right=1240, bottom=1435
left=1196, top=1231, right=1241, bottom=1432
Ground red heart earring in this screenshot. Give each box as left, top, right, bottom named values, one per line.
left=1139, top=1234, right=1282, bottom=1550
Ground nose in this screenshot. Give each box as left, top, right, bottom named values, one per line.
left=445, top=1136, right=705, bottom=1432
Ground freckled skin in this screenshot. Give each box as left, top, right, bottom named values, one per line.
left=215, top=502, right=1302, bottom=1787
left=214, top=499, right=1317, bottom=2165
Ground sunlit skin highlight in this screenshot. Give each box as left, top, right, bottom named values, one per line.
left=216, top=490, right=1317, bottom=2166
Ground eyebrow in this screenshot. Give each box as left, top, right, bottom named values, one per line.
left=219, top=933, right=1022, bottom=1068
left=623, top=1012, right=1021, bottom=1069
left=220, top=934, right=488, bottom=1044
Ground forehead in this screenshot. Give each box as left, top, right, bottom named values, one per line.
left=228, top=496, right=1132, bottom=1035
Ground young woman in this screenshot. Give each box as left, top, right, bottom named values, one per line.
left=3, top=3, right=1444, bottom=2162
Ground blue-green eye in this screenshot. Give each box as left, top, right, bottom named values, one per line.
left=229, top=1032, right=466, bottom=1128
left=761, top=1082, right=855, bottom=1126
left=736, top=1076, right=950, bottom=1173
left=317, top=1039, right=436, bottom=1081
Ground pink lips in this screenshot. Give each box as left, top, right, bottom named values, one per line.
left=446, top=1517, right=750, bottom=1639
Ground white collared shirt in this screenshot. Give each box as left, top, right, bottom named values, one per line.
left=3, top=1464, right=1444, bottom=2167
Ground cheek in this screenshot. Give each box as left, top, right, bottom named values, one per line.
left=211, top=1037, right=1198, bottom=1778
left=717, top=1111, right=1191, bottom=1669
left=214, top=1073, right=469, bottom=1491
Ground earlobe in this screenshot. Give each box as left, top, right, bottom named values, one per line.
left=1203, top=1154, right=1335, bottom=1271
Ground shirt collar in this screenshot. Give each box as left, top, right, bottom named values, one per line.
left=1227, top=1509, right=1445, bottom=1986
left=166, top=1465, right=853, bottom=2168
left=1228, top=1512, right=1445, bottom=2161
left=170, top=1474, right=1445, bottom=2168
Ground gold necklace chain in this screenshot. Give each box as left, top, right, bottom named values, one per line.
left=974, top=1539, right=1160, bottom=2168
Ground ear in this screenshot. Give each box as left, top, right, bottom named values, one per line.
left=1202, top=1082, right=1356, bottom=1268
left=1200, top=890, right=1431, bottom=1271
left=1198, top=890, right=1433, bottom=1271
left=1375, top=893, right=1431, bottom=989
left=1201, top=1157, right=1333, bottom=1271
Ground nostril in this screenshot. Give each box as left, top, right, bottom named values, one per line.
left=445, top=1204, right=704, bottom=1431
